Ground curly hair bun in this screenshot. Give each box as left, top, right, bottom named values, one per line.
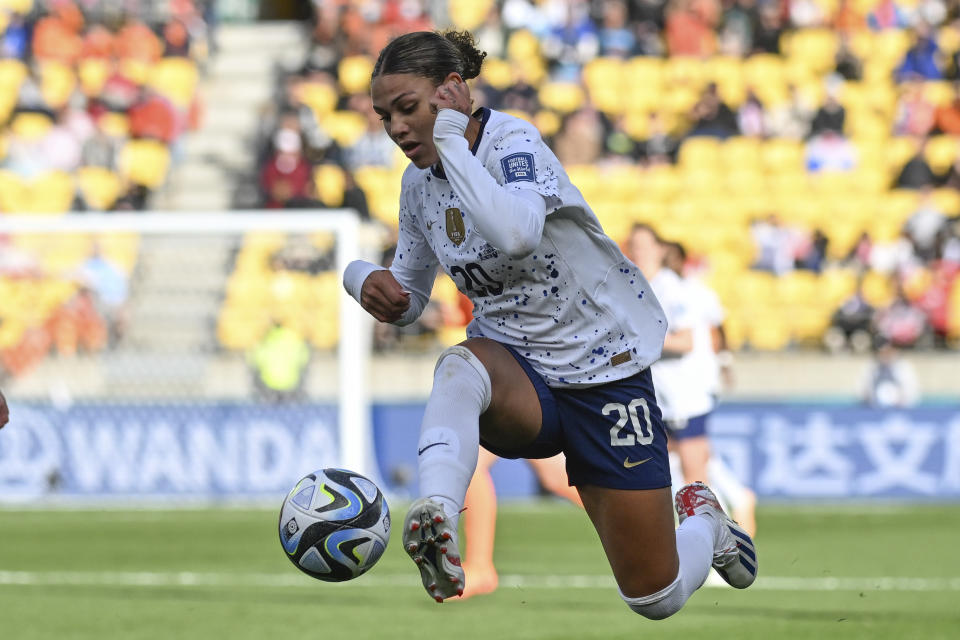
left=441, top=29, right=487, bottom=80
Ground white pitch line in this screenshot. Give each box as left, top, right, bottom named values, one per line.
left=0, top=571, right=958, bottom=592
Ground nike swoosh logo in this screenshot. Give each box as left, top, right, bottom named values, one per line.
left=418, top=442, right=448, bottom=455
left=623, top=457, right=652, bottom=469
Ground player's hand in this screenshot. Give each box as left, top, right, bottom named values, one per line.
left=0, top=388, right=8, bottom=430
left=429, top=73, right=472, bottom=116
left=360, top=270, right=411, bottom=323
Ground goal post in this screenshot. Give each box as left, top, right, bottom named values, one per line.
left=0, top=211, right=380, bottom=501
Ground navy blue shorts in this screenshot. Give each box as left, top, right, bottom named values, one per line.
left=480, top=345, right=672, bottom=491
left=665, top=413, right=710, bottom=441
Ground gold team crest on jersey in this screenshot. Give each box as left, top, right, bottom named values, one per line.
left=445, top=207, right=466, bottom=246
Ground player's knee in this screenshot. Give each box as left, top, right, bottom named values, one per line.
left=433, top=345, right=492, bottom=409
left=620, top=574, right=685, bottom=621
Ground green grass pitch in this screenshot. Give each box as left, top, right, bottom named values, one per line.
left=1, top=502, right=958, bottom=639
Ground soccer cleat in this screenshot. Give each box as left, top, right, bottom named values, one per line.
left=402, top=498, right=465, bottom=602
left=675, top=481, right=757, bottom=589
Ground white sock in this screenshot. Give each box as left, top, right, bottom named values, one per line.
left=675, top=514, right=715, bottom=593
left=416, top=346, right=491, bottom=528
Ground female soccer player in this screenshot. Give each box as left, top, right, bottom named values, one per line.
left=343, top=30, right=757, bottom=616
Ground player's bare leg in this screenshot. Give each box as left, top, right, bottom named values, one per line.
left=459, top=448, right=500, bottom=599
left=578, top=484, right=736, bottom=619
left=676, top=435, right=710, bottom=485
left=405, top=338, right=541, bottom=602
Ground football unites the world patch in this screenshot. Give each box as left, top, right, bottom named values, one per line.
left=500, top=152, right=536, bottom=183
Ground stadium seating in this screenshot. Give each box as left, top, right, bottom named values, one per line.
left=0, top=3, right=204, bottom=377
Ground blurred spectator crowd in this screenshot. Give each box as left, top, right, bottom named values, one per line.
left=0, top=0, right=212, bottom=377
left=246, top=0, right=960, bottom=355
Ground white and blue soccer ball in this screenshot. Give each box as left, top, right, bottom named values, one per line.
left=279, top=468, right=390, bottom=582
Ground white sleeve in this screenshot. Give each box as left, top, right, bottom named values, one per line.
left=389, top=185, right=439, bottom=326
left=342, top=185, right=438, bottom=327
left=433, top=109, right=546, bottom=259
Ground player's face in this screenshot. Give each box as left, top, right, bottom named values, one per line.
left=371, top=73, right=440, bottom=169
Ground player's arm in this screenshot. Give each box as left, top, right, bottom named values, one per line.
left=344, top=178, right=438, bottom=325
left=431, top=76, right=546, bottom=259
left=0, top=388, right=8, bottom=429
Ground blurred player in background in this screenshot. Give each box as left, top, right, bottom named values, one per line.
left=344, top=30, right=757, bottom=615
left=662, top=241, right=757, bottom=538
left=459, top=450, right=582, bottom=599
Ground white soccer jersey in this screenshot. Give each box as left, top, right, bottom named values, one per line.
left=390, top=108, right=667, bottom=387
left=650, top=271, right=724, bottom=421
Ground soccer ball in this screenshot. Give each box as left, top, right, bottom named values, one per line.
left=279, top=468, right=391, bottom=582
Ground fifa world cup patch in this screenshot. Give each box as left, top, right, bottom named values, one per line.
left=500, top=152, right=536, bottom=183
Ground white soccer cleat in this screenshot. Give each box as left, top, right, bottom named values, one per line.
left=402, top=498, right=465, bottom=602
left=675, top=481, right=757, bottom=589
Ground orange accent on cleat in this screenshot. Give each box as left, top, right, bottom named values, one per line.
left=457, top=589, right=464, bottom=597
left=433, top=515, right=444, bottom=523
left=440, top=532, right=452, bottom=540
left=410, top=522, right=420, bottom=531
left=440, top=547, right=447, bottom=554
left=434, top=596, right=443, bottom=603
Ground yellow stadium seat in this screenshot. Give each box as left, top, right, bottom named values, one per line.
left=743, top=54, right=786, bottom=105
left=819, top=268, right=858, bottom=306
left=0, top=169, right=28, bottom=212
left=678, top=136, right=722, bottom=171
left=790, top=307, right=832, bottom=343
left=784, top=29, right=840, bottom=75
left=120, top=58, right=152, bottom=85
left=39, top=61, right=76, bottom=109
left=623, top=57, right=664, bottom=111
left=879, top=189, right=920, bottom=225
left=300, top=81, right=338, bottom=118
left=643, top=164, right=680, bottom=201
left=98, top=111, right=130, bottom=137
left=31, top=171, right=75, bottom=213
left=447, top=0, right=492, bottom=29
left=721, top=136, right=761, bottom=168
left=777, top=270, right=819, bottom=305
left=824, top=219, right=866, bottom=259
left=218, top=308, right=269, bottom=350
left=506, top=30, right=540, bottom=62
left=861, top=271, right=896, bottom=307
left=761, top=139, right=805, bottom=172
left=747, top=313, right=792, bottom=350
left=665, top=56, right=706, bottom=88
left=314, top=164, right=346, bottom=208
left=583, top=57, right=625, bottom=114
left=533, top=109, right=561, bottom=138
left=96, top=232, right=140, bottom=272
left=321, top=110, right=367, bottom=147
left=10, top=112, right=54, bottom=139
left=538, top=82, right=585, bottom=114
left=338, top=55, right=374, bottom=95
left=480, top=57, right=513, bottom=90
left=119, top=139, right=171, bottom=189
left=931, top=188, right=960, bottom=216
left=925, top=135, right=959, bottom=174
left=147, top=57, right=198, bottom=109
left=77, top=166, right=123, bottom=210
left=78, top=58, right=110, bottom=96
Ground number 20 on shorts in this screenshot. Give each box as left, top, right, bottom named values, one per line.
left=603, top=398, right=654, bottom=446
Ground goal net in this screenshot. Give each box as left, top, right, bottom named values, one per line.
left=0, top=211, right=377, bottom=504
